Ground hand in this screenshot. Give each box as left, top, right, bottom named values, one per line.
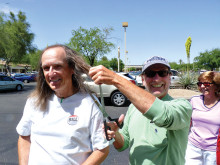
left=89, top=65, right=118, bottom=85
left=104, top=114, right=124, bottom=139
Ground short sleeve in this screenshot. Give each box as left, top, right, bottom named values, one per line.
left=89, top=103, right=109, bottom=151
left=16, top=98, right=34, bottom=136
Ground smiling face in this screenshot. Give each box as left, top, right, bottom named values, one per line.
left=41, top=47, right=75, bottom=98
left=141, top=64, right=171, bottom=99
left=198, top=79, right=216, bottom=98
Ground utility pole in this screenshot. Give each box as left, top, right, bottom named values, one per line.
left=118, top=47, right=120, bottom=72
left=122, top=22, right=128, bottom=72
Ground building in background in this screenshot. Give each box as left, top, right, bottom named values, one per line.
left=0, top=59, right=32, bottom=74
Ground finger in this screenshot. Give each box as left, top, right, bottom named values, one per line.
left=89, top=66, right=99, bottom=78
left=107, top=130, right=116, bottom=138
left=118, top=114, right=125, bottom=124
left=88, top=69, right=99, bottom=80
left=106, top=121, right=116, bottom=128
left=89, top=65, right=105, bottom=75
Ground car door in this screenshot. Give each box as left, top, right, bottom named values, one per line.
left=83, top=75, right=116, bottom=97
left=2, top=76, right=16, bottom=90
left=0, top=76, right=5, bottom=90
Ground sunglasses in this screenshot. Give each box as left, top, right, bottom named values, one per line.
left=197, top=82, right=214, bottom=87
left=144, top=70, right=170, bottom=78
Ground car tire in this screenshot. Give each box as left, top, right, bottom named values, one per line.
left=23, top=79, right=29, bottom=83
left=16, top=85, right=22, bottom=91
left=111, top=91, right=127, bottom=107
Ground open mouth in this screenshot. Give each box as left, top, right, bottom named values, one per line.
left=49, top=79, right=61, bottom=85
left=50, top=79, right=60, bottom=83
left=151, top=84, right=163, bottom=88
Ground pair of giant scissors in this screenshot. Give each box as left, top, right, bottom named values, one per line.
left=98, top=85, right=123, bottom=141
left=90, top=85, right=123, bottom=141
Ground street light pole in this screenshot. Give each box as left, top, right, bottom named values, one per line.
left=122, top=22, right=128, bottom=72
left=118, top=47, right=120, bottom=72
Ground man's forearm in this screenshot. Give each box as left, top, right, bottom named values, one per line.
left=18, top=135, right=31, bottom=165
left=113, top=75, right=155, bottom=114
left=89, top=66, right=156, bottom=114
left=82, top=146, right=109, bottom=165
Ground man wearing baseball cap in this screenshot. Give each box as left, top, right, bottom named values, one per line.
left=89, top=56, right=192, bottom=165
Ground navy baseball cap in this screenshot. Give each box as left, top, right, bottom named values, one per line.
left=142, top=56, right=170, bottom=73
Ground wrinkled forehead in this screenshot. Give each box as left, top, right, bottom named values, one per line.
left=146, top=64, right=170, bottom=71
left=41, top=47, right=67, bottom=64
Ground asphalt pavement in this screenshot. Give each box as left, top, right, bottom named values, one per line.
left=0, top=82, right=129, bottom=165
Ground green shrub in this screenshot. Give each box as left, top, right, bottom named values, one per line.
left=179, top=72, right=198, bottom=89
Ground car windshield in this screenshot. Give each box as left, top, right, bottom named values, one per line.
left=171, top=70, right=178, bottom=76
left=129, top=71, right=141, bottom=76
left=123, top=73, right=135, bottom=80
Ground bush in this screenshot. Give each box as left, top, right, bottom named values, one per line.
left=179, top=72, right=198, bottom=89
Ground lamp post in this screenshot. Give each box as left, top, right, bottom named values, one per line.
left=118, top=47, right=120, bottom=72
left=122, top=22, right=128, bottom=72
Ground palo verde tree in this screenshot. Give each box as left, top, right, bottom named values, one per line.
left=109, top=58, right=124, bottom=72
left=21, top=49, right=42, bottom=71
left=97, top=56, right=110, bottom=69
left=194, top=48, right=220, bottom=71
left=185, top=36, right=192, bottom=75
left=0, top=11, right=35, bottom=74
left=68, top=26, right=115, bottom=66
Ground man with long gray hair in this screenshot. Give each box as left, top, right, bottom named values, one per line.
left=16, top=44, right=109, bottom=165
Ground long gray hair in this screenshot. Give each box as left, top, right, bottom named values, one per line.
left=30, top=44, right=90, bottom=111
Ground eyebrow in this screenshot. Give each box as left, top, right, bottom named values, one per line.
left=42, top=62, right=63, bottom=67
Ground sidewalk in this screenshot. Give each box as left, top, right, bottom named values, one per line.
left=168, top=89, right=201, bottom=100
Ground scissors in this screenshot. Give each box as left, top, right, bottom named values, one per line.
left=90, top=85, right=123, bottom=141
left=98, top=85, right=123, bottom=141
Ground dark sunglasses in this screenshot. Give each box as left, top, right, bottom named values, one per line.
left=144, top=70, right=170, bottom=78
left=197, top=82, right=214, bottom=87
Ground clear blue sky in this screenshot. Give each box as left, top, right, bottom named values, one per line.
left=1, top=0, right=220, bottom=65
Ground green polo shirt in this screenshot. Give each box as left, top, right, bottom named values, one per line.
left=118, top=94, right=192, bottom=165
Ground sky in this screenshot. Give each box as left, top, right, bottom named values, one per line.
left=0, top=0, right=220, bottom=65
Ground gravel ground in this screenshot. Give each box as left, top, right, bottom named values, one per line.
left=168, top=89, right=201, bottom=99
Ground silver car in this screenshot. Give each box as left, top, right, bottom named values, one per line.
left=170, top=69, right=181, bottom=88
left=83, top=73, right=137, bottom=107
left=0, top=75, right=24, bottom=91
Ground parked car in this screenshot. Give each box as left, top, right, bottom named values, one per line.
left=0, top=75, right=24, bottom=91
left=25, top=73, right=38, bottom=81
left=83, top=72, right=138, bottom=107
left=12, top=73, right=35, bottom=83
left=170, top=69, right=180, bottom=88
left=129, top=71, right=143, bottom=87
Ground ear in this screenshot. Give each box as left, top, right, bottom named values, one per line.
left=141, top=74, right=145, bottom=82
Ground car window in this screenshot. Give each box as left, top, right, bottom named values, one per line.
left=171, top=70, right=178, bottom=76
left=123, top=73, right=135, bottom=80
left=15, top=74, right=24, bottom=77
left=2, top=76, right=13, bottom=81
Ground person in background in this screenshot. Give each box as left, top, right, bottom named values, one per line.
left=16, top=44, right=109, bottom=165
left=89, top=56, right=192, bottom=165
left=185, top=71, right=220, bottom=165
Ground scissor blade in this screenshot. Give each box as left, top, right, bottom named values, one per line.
left=99, top=85, right=109, bottom=118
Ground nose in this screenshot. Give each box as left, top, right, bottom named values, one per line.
left=153, top=73, right=161, bottom=79
left=48, top=66, right=54, bottom=76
